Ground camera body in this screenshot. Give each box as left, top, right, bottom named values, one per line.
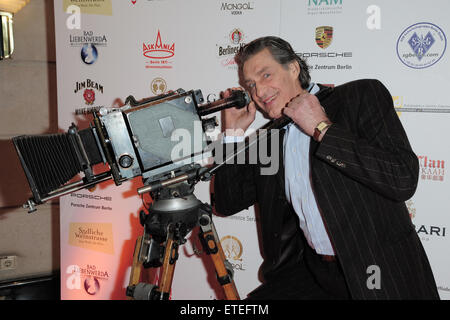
left=99, top=89, right=209, bottom=184
left=13, top=89, right=213, bottom=207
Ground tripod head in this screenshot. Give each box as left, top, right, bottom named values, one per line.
left=137, top=174, right=213, bottom=269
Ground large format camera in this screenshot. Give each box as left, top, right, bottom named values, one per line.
left=13, top=88, right=250, bottom=212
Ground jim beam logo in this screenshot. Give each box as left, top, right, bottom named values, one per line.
left=74, top=79, right=104, bottom=106
left=221, top=235, right=246, bottom=271
left=315, top=26, right=333, bottom=49
left=66, top=264, right=111, bottom=296
left=151, top=77, right=167, bottom=95
left=143, top=30, right=175, bottom=69
left=69, top=222, right=114, bottom=254
left=418, top=155, right=445, bottom=182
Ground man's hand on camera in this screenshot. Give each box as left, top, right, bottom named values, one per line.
left=221, top=87, right=256, bottom=136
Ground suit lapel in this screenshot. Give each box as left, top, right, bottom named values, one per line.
left=309, top=84, right=340, bottom=155
left=316, top=84, right=339, bottom=121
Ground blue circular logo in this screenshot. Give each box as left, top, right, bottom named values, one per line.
left=396, top=22, right=446, bottom=69
left=81, top=43, right=98, bottom=65
left=84, top=276, right=100, bottom=295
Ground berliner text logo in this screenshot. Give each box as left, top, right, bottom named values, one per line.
left=397, top=22, right=446, bottom=69
left=217, top=28, right=246, bottom=69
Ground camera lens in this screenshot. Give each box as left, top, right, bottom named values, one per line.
left=119, top=154, right=133, bottom=168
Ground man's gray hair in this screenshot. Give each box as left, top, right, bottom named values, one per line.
left=235, top=36, right=311, bottom=90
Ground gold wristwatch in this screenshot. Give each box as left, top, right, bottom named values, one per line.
left=313, top=120, right=332, bottom=142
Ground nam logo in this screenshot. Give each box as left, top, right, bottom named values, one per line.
left=315, top=26, right=333, bottom=49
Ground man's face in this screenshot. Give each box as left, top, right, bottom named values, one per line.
left=242, top=48, right=303, bottom=119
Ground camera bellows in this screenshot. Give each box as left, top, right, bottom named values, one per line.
left=13, top=127, right=103, bottom=202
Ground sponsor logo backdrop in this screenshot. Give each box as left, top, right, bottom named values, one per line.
left=54, top=0, right=450, bottom=299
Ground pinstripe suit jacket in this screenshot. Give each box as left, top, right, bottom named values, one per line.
left=213, top=79, right=439, bottom=299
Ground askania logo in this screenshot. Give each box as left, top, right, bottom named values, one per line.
left=69, top=30, right=108, bottom=65
left=308, top=0, right=343, bottom=15
left=217, top=28, right=247, bottom=69
left=143, top=30, right=175, bottom=69
left=220, top=2, right=254, bottom=15
left=418, top=155, right=445, bottom=182
left=397, top=22, right=447, bottom=69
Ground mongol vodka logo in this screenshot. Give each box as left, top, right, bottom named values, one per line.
left=397, top=22, right=447, bottom=69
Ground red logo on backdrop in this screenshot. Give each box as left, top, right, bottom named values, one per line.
left=131, top=0, right=137, bottom=4
left=83, top=89, right=96, bottom=105
left=74, top=79, right=104, bottom=106
left=418, top=155, right=445, bottom=182
left=143, top=30, right=175, bottom=59
left=143, top=30, right=175, bottom=69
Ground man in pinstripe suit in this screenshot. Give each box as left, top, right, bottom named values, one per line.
left=213, top=36, right=439, bottom=299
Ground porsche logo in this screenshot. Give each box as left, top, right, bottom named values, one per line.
left=315, top=26, right=333, bottom=49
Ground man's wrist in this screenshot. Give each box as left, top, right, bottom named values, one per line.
left=224, top=128, right=245, bottom=137
left=313, top=120, right=332, bottom=142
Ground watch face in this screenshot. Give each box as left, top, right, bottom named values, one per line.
left=317, top=121, right=329, bottom=131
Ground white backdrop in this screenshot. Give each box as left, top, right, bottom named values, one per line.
left=54, top=0, right=450, bottom=300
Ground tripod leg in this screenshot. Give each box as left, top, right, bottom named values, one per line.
left=199, top=215, right=240, bottom=300
left=127, top=235, right=143, bottom=300
left=156, top=227, right=179, bottom=300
